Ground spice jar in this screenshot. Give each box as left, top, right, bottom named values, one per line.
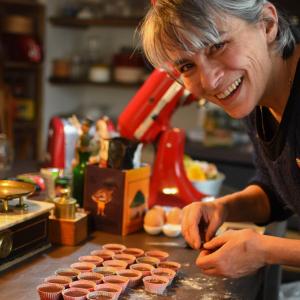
left=53, top=187, right=76, bottom=219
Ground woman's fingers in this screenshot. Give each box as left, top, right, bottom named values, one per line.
left=182, top=203, right=202, bottom=249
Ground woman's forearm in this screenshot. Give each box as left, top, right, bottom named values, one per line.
left=216, top=184, right=271, bottom=223
left=262, top=235, right=300, bottom=267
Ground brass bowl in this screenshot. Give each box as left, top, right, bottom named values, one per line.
left=0, top=180, right=35, bottom=199
left=0, top=180, right=35, bottom=212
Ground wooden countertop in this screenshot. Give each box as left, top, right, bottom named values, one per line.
left=0, top=230, right=263, bottom=300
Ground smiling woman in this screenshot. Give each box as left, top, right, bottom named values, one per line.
left=139, top=0, right=300, bottom=286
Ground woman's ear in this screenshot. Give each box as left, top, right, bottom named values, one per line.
left=261, top=3, right=279, bottom=44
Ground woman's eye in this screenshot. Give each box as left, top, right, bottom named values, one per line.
left=210, top=42, right=226, bottom=54
left=179, top=63, right=194, bottom=73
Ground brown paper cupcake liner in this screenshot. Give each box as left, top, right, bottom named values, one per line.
left=54, top=268, right=81, bottom=281
left=69, top=279, right=96, bottom=291
left=70, top=262, right=97, bottom=273
left=143, top=275, right=169, bottom=295
left=44, top=275, right=72, bottom=288
left=87, top=290, right=115, bottom=300
left=94, top=282, right=122, bottom=299
left=62, top=287, right=89, bottom=300
left=112, top=253, right=136, bottom=265
left=78, top=271, right=104, bottom=284
left=78, top=255, right=104, bottom=267
left=121, top=247, right=144, bottom=258
left=145, top=250, right=169, bottom=262
left=90, top=249, right=115, bottom=261
left=102, top=259, right=128, bottom=270
left=151, top=267, right=176, bottom=286
left=102, top=243, right=126, bottom=254
left=93, top=266, right=118, bottom=277
left=130, top=263, right=154, bottom=278
left=117, top=269, right=143, bottom=288
left=37, top=282, right=65, bottom=300
left=103, top=275, right=129, bottom=293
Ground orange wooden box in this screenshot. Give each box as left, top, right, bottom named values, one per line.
left=49, top=212, right=88, bottom=246
left=84, top=164, right=150, bottom=236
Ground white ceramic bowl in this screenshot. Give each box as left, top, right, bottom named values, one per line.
left=191, top=172, right=225, bottom=197
left=162, top=224, right=181, bottom=237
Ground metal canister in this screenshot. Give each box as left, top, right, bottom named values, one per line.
left=53, top=188, right=76, bottom=219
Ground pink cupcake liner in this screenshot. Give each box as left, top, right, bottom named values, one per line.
left=78, top=272, right=104, bottom=284
left=102, top=243, right=126, bottom=254
left=145, top=250, right=169, bottom=262
left=122, top=247, right=144, bottom=258
left=44, top=275, right=72, bottom=288
left=78, top=255, right=104, bottom=267
left=54, top=268, right=81, bottom=281
left=151, top=267, right=176, bottom=286
left=102, top=259, right=128, bottom=270
left=90, top=249, right=115, bottom=261
left=37, top=282, right=65, bottom=300
left=69, top=279, right=96, bottom=291
left=93, top=266, right=117, bottom=277
left=62, top=287, right=89, bottom=300
left=130, top=263, right=154, bottom=277
left=112, top=253, right=136, bottom=265
left=135, top=256, right=160, bottom=267
left=143, top=275, right=169, bottom=295
left=103, top=275, right=129, bottom=293
left=157, top=261, right=181, bottom=273
left=70, top=262, right=97, bottom=273
left=95, top=282, right=122, bottom=299
left=117, top=269, right=143, bottom=288
left=87, top=290, right=115, bottom=300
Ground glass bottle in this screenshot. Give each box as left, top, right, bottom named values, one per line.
left=72, top=150, right=90, bottom=207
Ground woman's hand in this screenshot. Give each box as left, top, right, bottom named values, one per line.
left=181, top=201, right=227, bottom=249
left=196, top=228, right=266, bottom=278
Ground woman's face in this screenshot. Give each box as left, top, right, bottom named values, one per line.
left=170, top=14, right=276, bottom=119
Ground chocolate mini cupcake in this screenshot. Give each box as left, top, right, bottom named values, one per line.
left=93, top=267, right=117, bottom=277
left=117, top=269, right=142, bottom=288
left=102, top=243, right=126, bottom=254
left=90, top=249, right=114, bottom=261
left=143, top=275, right=169, bottom=295
left=145, top=250, right=169, bottom=262
left=94, top=283, right=122, bottom=299
left=121, top=247, right=144, bottom=258
left=87, top=290, right=115, bottom=300
left=54, top=268, right=80, bottom=281
left=136, top=256, right=160, bottom=267
left=69, top=279, right=96, bottom=291
left=44, top=275, right=72, bottom=288
left=78, top=272, right=104, bottom=284
left=157, top=261, right=181, bottom=273
left=112, top=253, right=136, bottom=265
left=130, top=263, right=154, bottom=277
left=62, top=287, right=89, bottom=300
left=151, top=267, right=176, bottom=285
left=70, top=262, right=97, bottom=273
left=37, top=282, right=65, bottom=300
left=78, top=255, right=104, bottom=267
left=102, top=259, right=127, bottom=270
left=103, top=275, right=129, bottom=293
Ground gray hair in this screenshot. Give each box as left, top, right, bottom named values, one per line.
left=140, top=0, right=296, bottom=68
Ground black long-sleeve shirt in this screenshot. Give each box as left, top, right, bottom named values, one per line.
left=244, top=56, right=300, bottom=224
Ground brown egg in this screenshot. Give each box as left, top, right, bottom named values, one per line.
left=144, top=209, right=164, bottom=227
left=152, top=205, right=166, bottom=222
left=166, top=207, right=182, bottom=225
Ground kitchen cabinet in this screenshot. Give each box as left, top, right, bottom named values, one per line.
left=0, top=0, right=45, bottom=161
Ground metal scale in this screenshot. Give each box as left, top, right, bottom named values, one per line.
left=0, top=180, right=54, bottom=271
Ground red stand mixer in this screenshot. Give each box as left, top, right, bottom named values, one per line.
left=118, top=68, right=206, bottom=208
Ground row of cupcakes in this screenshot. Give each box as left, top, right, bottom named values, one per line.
left=37, top=243, right=181, bottom=299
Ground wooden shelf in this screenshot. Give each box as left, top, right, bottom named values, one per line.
left=0, top=0, right=43, bottom=7
left=4, top=61, right=42, bottom=70
left=49, top=16, right=142, bottom=29
left=14, top=121, right=37, bottom=130
left=49, top=77, right=142, bottom=88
